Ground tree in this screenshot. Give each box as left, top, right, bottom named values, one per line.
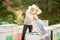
left=1, top=0, right=60, bottom=25
left=1, top=0, right=24, bottom=25
left=1, top=0, right=42, bottom=25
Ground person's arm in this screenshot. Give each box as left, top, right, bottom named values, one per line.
left=36, top=7, right=42, bottom=15
left=33, top=15, right=39, bottom=20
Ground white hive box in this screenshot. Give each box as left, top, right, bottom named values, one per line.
left=0, top=24, right=18, bottom=40
left=26, top=34, right=40, bottom=40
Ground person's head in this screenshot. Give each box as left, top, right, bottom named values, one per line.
left=27, top=4, right=42, bottom=15
left=30, top=4, right=37, bottom=15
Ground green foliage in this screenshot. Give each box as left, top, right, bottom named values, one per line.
left=0, top=3, right=16, bottom=24
left=10, top=0, right=21, bottom=8
left=0, top=0, right=60, bottom=25
left=6, top=14, right=17, bottom=24
left=38, top=0, right=60, bottom=25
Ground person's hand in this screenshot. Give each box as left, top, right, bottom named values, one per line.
left=33, top=17, right=37, bottom=20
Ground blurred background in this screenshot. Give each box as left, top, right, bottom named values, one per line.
left=0, top=0, right=60, bottom=25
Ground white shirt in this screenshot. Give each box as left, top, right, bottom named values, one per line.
left=24, top=10, right=38, bottom=25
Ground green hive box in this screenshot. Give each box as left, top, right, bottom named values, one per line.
left=6, top=35, right=12, bottom=40
left=56, top=32, right=60, bottom=40
left=25, top=32, right=29, bottom=40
